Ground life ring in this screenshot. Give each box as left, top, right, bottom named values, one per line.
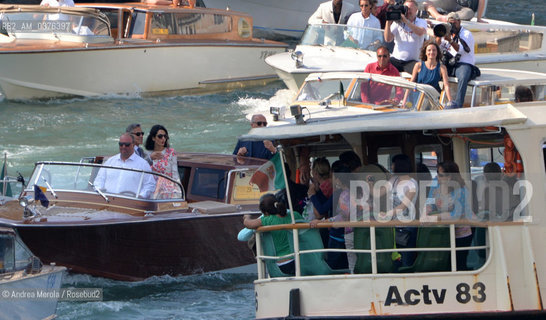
left=503, top=135, right=523, bottom=177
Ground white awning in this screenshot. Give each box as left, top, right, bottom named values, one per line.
left=240, top=104, right=528, bottom=141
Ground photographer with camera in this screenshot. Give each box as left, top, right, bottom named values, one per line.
left=384, top=0, right=427, bottom=74
left=442, top=12, right=480, bottom=108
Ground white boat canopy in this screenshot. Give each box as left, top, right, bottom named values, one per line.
left=241, top=104, right=528, bottom=141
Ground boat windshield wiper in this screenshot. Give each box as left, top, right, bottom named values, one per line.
left=88, top=181, right=109, bottom=203
left=41, top=176, right=57, bottom=199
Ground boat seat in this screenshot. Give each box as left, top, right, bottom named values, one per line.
left=353, top=227, right=395, bottom=274
left=260, top=231, right=292, bottom=278
left=294, top=228, right=348, bottom=275
left=398, top=226, right=451, bottom=273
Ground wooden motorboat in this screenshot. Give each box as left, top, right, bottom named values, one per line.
left=0, top=153, right=266, bottom=281
left=0, top=227, right=65, bottom=319
left=241, top=69, right=546, bottom=318
left=0, top=2, right=287, bottom=100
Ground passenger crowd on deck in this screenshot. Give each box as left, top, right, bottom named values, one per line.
left=248, top=147, right=521, bottom=276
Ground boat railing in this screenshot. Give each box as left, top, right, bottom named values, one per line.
left=254, top=220, right=522, bottom=280
left=24, top=161, right=185, bottom=201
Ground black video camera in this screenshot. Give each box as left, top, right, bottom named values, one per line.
left=386, top=0, right=408, bottom=21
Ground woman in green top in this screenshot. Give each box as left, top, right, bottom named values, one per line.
left=244, top=193, right=302, bottom=275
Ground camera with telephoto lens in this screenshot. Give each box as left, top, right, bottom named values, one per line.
left=386, top=0, right=408, bottom=21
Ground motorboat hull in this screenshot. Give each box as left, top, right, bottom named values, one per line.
left=0, top=43, right=285, bottom=100
left=0, top=212, right=256, bottom=281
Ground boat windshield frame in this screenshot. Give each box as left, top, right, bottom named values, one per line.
left=24, top=161, right=185, bottom=202
left=300, top=23, right=385, bottom=51
left=296, top=72, right=443, bottom=111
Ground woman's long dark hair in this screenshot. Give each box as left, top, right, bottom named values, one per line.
left=438, top=161, right=466, bottom=188
left=259, top=193, right=287, bottom=217
left=145, top=124, right=170, bottom=151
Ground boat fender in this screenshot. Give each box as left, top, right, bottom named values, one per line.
left=288, top=288, right=301, bottom=317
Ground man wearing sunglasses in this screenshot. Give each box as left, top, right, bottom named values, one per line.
left=94, top=133, right=156, bottom=198
left=233, top=114, right=276, bottom=160
left=361, top=45, right=404, bottom=105
left=126, top=123, right=153, bottom=165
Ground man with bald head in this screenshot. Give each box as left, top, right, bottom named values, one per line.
left=233, top=114, right=276, bottom=160
left=94, top=133, right=156, bottom=198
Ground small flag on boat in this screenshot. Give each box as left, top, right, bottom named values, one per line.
left=249, top=152, right=286, bottom=192
left=0, top=153, right=12, bottom=197
left=34, top=184, right=49, bottom=208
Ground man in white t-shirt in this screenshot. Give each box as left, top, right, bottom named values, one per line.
left=346, top=0, right=382, bottom=50
left=94, top=133, right=156, bottom=198
left=384, top=0, right=427, bottom=73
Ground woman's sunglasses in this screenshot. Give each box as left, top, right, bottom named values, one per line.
left=156, top=134, right=168, bottom=139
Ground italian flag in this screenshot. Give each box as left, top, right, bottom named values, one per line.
left=250, top=152, right=286, bottom=192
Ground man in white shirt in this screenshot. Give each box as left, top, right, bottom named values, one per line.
left=94, top=133, right=156, bottom=198
left=346, top=0, right=382, bottom=49
left=384, top=0, right=427, bottom=73
left=308, top=0, right=357, bottom=25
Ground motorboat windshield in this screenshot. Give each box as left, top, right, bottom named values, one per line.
left=0, top=5, right=112, bottom=42
left=25, top=162, right=184, bottom=201
left=300, top=23, right=384, bottom=51
left=295, top=73, right=443, bottom=111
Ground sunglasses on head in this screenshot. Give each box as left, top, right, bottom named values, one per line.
left=132, top=132, right=144, bottom=137
left=156, top=134, right=168, bottom=139
left=255, top=121, right=267, bottom=127
left=118, top=142, right=132, bottom=147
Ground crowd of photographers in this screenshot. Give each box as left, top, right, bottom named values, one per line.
left=309, top=0, right=486, bottom=109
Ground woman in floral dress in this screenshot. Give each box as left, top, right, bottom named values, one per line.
left=144, top=124, right=181, bottom=199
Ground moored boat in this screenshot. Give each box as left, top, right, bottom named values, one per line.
left=0, top=2, right=287, bottom=100
left=0, top=153, right=266, bottom=281
left=240, top=69, right=546, bottom=318
left=0, top=227, right=65, bottom=320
